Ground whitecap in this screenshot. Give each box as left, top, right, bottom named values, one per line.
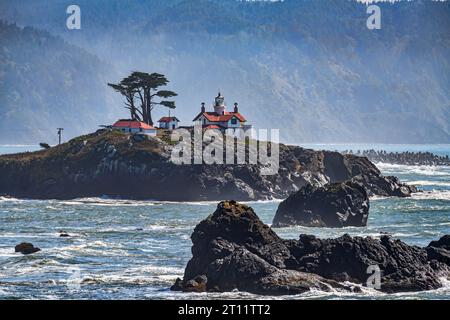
left=375, top=162, right=450, bottom=176
left=407, top=180, right=450, bottom=187
left=411, top=190, right=450, bottom=201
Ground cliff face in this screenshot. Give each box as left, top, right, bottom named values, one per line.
left=0, top=130, right=414, bottom=201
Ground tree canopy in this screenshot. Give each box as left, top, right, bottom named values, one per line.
left=108, top=72, right=177, bottom=125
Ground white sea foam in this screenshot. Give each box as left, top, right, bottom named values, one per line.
left=411, top=190, right=450, bottom=201
left=54, top=197, right=283, bottom=207
left=243, top=199, right=284, bottom=204
left=0, top=196, right=22, bottom=202
left=0, top=247, right=17, bottom=257
left=57, top=198, right=159, bottom=207
left=57, top=197, right=218, bottom=207
left=375, top=162, right=450, bottom=176
left=56, top=265, right=184, bottom=286
left=407, top=180, right=450, bottom=187
left=45, top=241, right=129, bottom=257
left=127, top=265, right=184, bottom=275
left=370, top=195, right=389, bottom=201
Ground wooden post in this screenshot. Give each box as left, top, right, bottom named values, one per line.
left=57, top=128, right=64, bottom=145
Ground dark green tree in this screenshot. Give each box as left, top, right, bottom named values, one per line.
left=131, top=72, right=177, bottom=125
left=108, top=75, right=141, bottom=120
left=108, top=72, right=177, bottom=125
left=39, top=142, right=51, bottom=149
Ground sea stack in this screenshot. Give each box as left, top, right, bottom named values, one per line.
left=272, top=180, right=369, bottom=228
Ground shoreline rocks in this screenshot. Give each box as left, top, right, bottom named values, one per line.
left=345, top=149, right=450, bottom=166
left=172, top=201, right=450, bottom=295
left=272, top=180, right=369, bottom=228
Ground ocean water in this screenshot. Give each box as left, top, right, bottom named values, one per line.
left=0, top=145, right=40, bottom=155
left=0, top=144, right=449, bottom=300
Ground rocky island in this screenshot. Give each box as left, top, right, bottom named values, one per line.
left=172, top=201, right=450, bottom=295
left=0, top=129, right=416, bottom=201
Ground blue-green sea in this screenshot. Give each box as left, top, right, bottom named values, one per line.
left=0, top=144, right=449, bottom=300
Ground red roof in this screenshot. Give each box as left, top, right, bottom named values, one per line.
left=158, top=116, right=180, bottom=123
left=203, top=125, right=221, bottom=130
left=112, top=120, right=156, bottom=130
left=192, top=111, right=246, bottom=123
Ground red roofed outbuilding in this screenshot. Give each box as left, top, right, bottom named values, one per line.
left=112, top=120, right=157, bottom=136
left=157, top=116, right=180, bottom=130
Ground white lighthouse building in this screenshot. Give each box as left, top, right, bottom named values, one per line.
left=192, top=92, right=254, bottom=137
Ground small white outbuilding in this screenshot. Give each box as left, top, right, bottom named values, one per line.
left=112, top=119, right=157, bottom=136
left=157, top=116, right=180, bottom=130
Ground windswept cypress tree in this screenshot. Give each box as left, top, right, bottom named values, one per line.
left=108, top=72, right=177, bottom=125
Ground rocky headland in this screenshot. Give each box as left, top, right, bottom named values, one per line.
left=172, top=201, right=450, bottom=295
left=0, top=130, right=416, bottom=201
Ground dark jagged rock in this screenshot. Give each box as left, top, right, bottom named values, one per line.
left=323, top=151, right=417, bottom=197
left=58, top=230, right=70, bottom=237
left=428, top=235, right=450, bottom=250
left=173, top=201, right=355, bottom=295
left=272, top=180, right=369, bottom=228
left=0, top=130, right=416, bottom=201
left=352, top=174, right=417, bottom=197
left=15, top=242, right=41, bottom=255
left=287, top=234, right=449, bottom=293
left=173, top=201, right=450, bottom=295
left=426, top=235, right=450, bottom=265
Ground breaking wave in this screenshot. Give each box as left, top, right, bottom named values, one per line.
left=375, top=162, right=450, bottom=177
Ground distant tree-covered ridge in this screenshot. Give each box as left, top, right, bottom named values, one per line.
left=0, top=21, right=118, bottom=144
left=0, top=0, right=449, bottom=143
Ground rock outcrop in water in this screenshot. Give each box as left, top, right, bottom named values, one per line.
left=347, top=149, right=450, bottom=166
left=351, top=174, right=417, bottom=197
left=15, top=243, right=41, bottom=255
left=321, top=151, right=417, bottom=197
left=0, top=130, right=416, bottom=201
left=427, top=235, right=450, bottom=266
left=272, top=180, right=369, bottom=228
left=171, top=201, right=356, bottom=294
left=172, top=201, right=450, bottom=295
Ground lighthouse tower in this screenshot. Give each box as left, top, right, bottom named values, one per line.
left=213, top=92, right=226, bottom=115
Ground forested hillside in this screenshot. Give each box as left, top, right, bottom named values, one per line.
left=0, top=21, right=117, bottom=144
left=0, top=0, right=449, bottom=143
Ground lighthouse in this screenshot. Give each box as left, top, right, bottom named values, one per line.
left=192, top=92, right=253, bottom=138
left=213, top=92, right=226, bottom=115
